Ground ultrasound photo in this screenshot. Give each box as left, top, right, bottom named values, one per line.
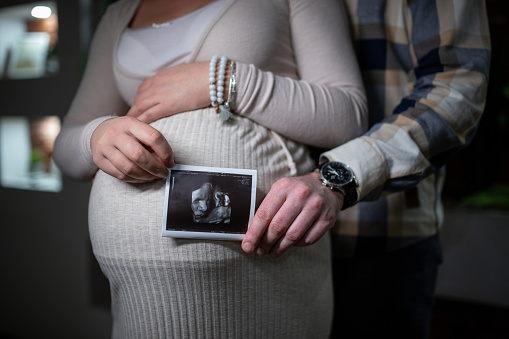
left=162, top=165, right=257, bottom=240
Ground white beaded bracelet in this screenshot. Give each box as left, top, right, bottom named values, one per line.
left=209, top=55, right=219, bottom=109
left=209, top=55, right=232, bottom=121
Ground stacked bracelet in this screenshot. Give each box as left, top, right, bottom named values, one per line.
left=225, top=60, right=236, bottom=112
left=209, top=55, right=219, bottom=110
left=209, top=55, right=234, bottom=121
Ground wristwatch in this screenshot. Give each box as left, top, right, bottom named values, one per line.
left=318, top=161, right=358, bottom=210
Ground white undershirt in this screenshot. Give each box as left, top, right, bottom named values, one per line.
left=117, top=0, right=226, bottom=73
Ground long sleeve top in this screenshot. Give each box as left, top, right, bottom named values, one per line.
left=323, top=0, right=491, bottom=256
left=53, top=0, right=367, bottom=181
left=62, top=2, right=369, bottom=336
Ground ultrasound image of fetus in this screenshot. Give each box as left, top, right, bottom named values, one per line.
left=191, top=183, right=231, bottom=224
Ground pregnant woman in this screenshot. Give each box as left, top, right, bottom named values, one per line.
left=54, top=0, right=367, bottom=337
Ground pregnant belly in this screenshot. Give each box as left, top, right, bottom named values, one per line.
left=88, top=108, right=313, bottom=263
left=149, top=108, right=312, bottom=195
left=89, top=109, right=313, bottom=221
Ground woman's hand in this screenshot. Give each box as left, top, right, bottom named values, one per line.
left=91, top=116, right=175, bottom=183
left=242, top=172, right=344, bottom=258
left=127, top=61, right=211, bottom=123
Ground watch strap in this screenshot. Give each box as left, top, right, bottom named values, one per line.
left=340, top=179, right=358, bottom=210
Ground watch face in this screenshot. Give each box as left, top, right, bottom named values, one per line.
left=321, top=162, right=353, bottom=186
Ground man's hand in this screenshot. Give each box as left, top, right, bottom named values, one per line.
left=126, top=61, right=211, bottom=123
left=242, top=171, right=344, bottom=258
left=91, top=116, right=174, bottom=183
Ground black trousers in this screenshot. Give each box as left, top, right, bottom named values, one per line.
left=330, top=235, right=443, bottom=339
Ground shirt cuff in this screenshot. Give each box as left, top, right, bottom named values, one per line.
left=321, top=137, right=387, bottom=200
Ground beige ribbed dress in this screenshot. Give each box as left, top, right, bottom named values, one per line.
left=53, top=0, right=367, bottom=337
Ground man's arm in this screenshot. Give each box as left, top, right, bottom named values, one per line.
left=324, top=0, right=491, bottom=201
left=242, top=0, right=491, bottom=256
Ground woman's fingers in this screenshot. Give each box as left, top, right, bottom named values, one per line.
left=130, top=104, right=165, bottom=124
left=124, top=121, right=174, bottom=169
left=126, top=62, right=211, bottom=124
left=126, top=83, right=158, bottom=119
left=95, top=153, right=154, bottom=183
left=108, top=133, right=164, bottom=179
left=91, top=116, right=174, bottom=183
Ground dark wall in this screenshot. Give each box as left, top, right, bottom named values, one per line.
left=0, top=1, right=112, bottom=338
left=443, top=0, right=509, bottom=204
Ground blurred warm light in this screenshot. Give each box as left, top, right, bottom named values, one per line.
left=31, top=6, right=52, bottom=19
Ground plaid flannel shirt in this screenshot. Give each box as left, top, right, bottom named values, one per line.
left=323, top=0, right=491, bottom=257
